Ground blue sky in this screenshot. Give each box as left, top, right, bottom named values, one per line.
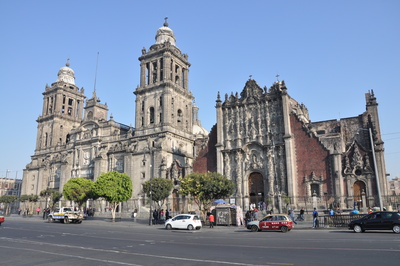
left=1, top=1, right=399, bottom=180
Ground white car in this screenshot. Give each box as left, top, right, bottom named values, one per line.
left=165, top=214, right=202, bottom=230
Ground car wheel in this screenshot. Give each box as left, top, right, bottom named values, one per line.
left=281, top=226, right=288, bottom=233
left=166, top=224, right=172, bottom=230
left=64, top=217, right=70, bottom=224
left=392, top=225, right=400, bottom=234
left=187, top=224, right=194, bottom=230
left=48, top=216, right=54, bottom=223
left=353, top=224, right=363, bottom=233
left=251, top=225, right=259, bottom=232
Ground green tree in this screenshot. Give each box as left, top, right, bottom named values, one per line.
left=142, top=177, right=173, bottom=209
left=0, top=195, right=18, bottom=215
left=179, top=172, right=235, bottom=220
left=94, top=171, right=132, bottom=221
left=19, top=194, right=39, bottom=215
left=40, top=189, right=62, bottom=209
left=63, top=178, right=96, bottom=209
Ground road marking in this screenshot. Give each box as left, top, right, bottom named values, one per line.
left=0, top=237, right=283, bottom=266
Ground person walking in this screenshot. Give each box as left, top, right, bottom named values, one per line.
left=296, top=207, right=305, bottom=221
left=208, top=213, right=215, bottom=228
left=153, top=209, right=159, bottom=225
left=312, top=208, right=319, bottom=228
left=288, top=208, right=297, bottom=224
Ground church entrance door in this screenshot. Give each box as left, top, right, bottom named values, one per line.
left=353, top=181, right=366, bottom=209
left=248, top=172, right=264, bottom=208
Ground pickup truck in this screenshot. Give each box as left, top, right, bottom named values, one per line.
left=48, top=207, right=83, bottom=224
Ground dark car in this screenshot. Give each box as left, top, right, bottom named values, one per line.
left=348, top=211, right=400, bottom=233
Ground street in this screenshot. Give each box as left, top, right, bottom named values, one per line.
left=0, top=216, right=399, bottom=266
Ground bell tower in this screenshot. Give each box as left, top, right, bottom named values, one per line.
left=35, top=60, right=85, bottom=151
left=134, top=19, right=193, bottom=136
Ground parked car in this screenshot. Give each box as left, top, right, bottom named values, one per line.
left=165, top=214, right=202, bottom=230
left=348, top=211, right=400, bottom=233
left=0, top=215, right=4, bottom=226
left=247, top=214, right=294, bottom=233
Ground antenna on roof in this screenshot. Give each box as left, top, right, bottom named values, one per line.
left=94, top=52, right=99, bottom=92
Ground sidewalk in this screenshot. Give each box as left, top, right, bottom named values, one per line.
left=4, top=214, right=345, bottom=230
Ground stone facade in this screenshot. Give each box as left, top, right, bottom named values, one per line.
left=22, top=21, right=209, bottom=215
left=22, top=21, right=389, bottom=215
left=209, top=78, right=389, bottom=211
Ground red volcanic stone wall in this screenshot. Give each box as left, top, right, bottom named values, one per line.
left=193, top=124, right=217, bottom=173
left=291, top=115, right=331, bottom=196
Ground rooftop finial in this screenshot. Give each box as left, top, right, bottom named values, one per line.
left=276, top=74, right=280, bottom=82
left=164, top=17, right=168, bottom=27
left=249, top=75, right=252, bottom=80
left=66, top=58, right=70, bottom=67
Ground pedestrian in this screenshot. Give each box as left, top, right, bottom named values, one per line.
left=166, top=209, right=170, bottom=220
left=288, top=208, right=297, bottom=224
left=245, top=210, right=252, bottom=225
left=208, top=212, right=215, bottom=228
left=329, top=209, right=334, bottom=215
left=132, top=208, right=137, bottom=221
left=296, top=207, right=305, bottom=221
left=153, top=209, right=159, bottom=225
left=159, top=209, right=164, bottom=222
left=312, top=208, right=319, bottom=228
left=252, top=208, right=258, bottom=221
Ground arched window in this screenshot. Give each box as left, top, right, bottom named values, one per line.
left=87, top=111, right=93, bottom=120
left=149, top=107, right=155, bottom=124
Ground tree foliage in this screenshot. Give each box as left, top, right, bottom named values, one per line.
left=142, top=177, right=174, bottom=209
left=94, top=171, right=133, bottom=220
left=179, top=172, right=235, bottom=219
left=63, top=178, right=96, bottom=208
left=39, top=189, right=62, bottom=209
left=19, top=194, right=39, bottom=203
left=0, top=195, right=18, bottom=215
left=19, top=194, right=39, bottom=215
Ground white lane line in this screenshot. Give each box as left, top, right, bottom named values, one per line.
left=0, top=237, right=271, bottom=266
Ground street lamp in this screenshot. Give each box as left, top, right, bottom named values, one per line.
left=360, top=128, right=383, bottom=211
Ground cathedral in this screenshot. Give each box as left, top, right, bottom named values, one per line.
left=22, top=21, right=389, bottom=215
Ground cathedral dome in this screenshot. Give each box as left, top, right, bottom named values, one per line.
left=155, top=19, right=176, bottom=46
left=57, top=60, right=75, bottom=85
left=193, top=124, right=209, bottom=137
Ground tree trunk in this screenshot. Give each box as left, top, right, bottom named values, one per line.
left=111, top=202, right=118, bottom=221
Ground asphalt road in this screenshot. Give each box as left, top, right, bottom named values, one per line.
left=0, top=216, right=399, bottom=266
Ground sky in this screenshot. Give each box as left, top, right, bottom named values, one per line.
left=1, top=1, right=399, bottom=180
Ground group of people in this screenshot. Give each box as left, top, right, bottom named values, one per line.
left=245, top=208, right=260, bottom=225
left=152, top=209, right=172, bottom=224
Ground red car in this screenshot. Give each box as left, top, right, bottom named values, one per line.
left=0, top=216, right=4, bottom=226
left=247, top=214, right=294, bottom=233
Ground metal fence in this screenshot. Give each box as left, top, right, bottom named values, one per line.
left=316, top=214, right=366, bottom=228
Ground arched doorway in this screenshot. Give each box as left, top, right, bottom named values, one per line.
left=248, top=172, right=264, bottom=208
left=353, top=181, right=366, bottom=209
